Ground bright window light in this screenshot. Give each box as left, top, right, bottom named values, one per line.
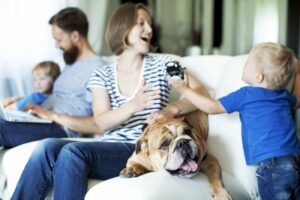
left=253, top=0, right=279, bottom=45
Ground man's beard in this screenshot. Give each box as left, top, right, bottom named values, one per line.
left=63, top=45, right=79, bottom=65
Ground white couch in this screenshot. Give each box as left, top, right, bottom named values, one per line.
left=0, top=54, right=260, bottom=200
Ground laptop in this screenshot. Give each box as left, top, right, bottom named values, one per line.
left=0, top=103, right=52, bottom=123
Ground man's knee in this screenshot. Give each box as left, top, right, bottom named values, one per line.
left=32, top=138, right=64, bottom=162
left=59, top=142, right=87, bottom=161
left=0, top=118, right=7, bottom=146
left=38, top=138, right=60, bottom=150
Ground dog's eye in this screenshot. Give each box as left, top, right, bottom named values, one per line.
left=184, top=129, right=192, bottom=136
left=160, top=140, right=170, bottom=150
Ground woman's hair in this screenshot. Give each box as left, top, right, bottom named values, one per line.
left=32, top=61, right=61, bottom=81
left=49, top=7, right=89, bottom=38
left=105, top=3, right=150, bottom=55
left=252, top=42, right=297, bottom=91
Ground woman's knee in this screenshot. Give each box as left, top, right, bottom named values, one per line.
left=54, top=142, right=90, bottom=175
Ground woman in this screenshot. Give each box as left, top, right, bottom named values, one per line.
left=12, top=3, right=208, bottom=200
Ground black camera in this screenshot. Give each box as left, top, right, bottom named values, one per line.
left=165, top=61, right=184, bottom=80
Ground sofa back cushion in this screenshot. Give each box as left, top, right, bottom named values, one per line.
left=207, top=55, right=259, bottom=198
left=182, top=55, right=231, bottom=98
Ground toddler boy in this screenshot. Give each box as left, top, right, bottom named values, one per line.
left=171, top=42, right=300, bottom=199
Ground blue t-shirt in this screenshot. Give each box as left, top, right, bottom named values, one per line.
left=16, top=92, right=48, bottom=111
left=219, top=86, right=300, bottom=165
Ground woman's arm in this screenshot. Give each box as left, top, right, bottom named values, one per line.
left=92, top=88, right=134, bottom=134
left=92, top=79, right=159, bottom=134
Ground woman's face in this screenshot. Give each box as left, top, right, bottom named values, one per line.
left=127, top=9, right=153, bottom=54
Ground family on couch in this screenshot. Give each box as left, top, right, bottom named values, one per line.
left=4, top=3, right=207, bottom=200
left=1, top=2, right=300, bottom=200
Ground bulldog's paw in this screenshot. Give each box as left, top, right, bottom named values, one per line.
left=120, top=165, right=147, bottom=178
left=213, top=188, right=232, bottom=200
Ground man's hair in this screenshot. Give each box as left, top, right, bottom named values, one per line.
left=252, top=42, right=297, bottom=91
left=105, top=3, right=150, bottom=55
left=49, top=7, right=89, bottom=38
left=32, top=61, right=61, bottom=81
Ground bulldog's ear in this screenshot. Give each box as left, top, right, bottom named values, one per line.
left=141, top=123, right=148, bottom=131
left=135, top=123, right=151, bottom=154
left=181, top=117, right=193, bottom=128
left=135, top=139, right=148, bottom=154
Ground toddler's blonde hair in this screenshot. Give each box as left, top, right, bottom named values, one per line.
left=251, top=42, right=297, bottom=91
left=32, top=61, right=60, bottom=81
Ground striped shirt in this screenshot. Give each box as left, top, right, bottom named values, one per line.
left=87, top=54, right=173, bottom=143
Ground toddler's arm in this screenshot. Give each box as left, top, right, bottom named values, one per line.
left=170, top=78, right=226, bottom=114
left=2, top=95, right=23, bottom=110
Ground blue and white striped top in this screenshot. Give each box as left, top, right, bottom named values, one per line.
left=87, top=54, right=173, bottom=143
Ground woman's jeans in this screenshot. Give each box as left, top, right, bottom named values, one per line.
left=0, top=118, right=68, bottom=148
left=11, top=138, right=135, bottom=200
left=256, top=154, right=300, bottom=200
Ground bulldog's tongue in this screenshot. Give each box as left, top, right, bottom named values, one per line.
left=181, top=158, right=198, bottom=172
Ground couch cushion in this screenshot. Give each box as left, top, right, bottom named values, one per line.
left=215, top=55, right=248, bottom=98
left=2, top=138, right=101, bottom=199
left=2, top=141, right=37, bottom=197
left=85, top=171, right=250, bottom=200
left=207, top=55, right=259, bottom=198
left=182, top=55, right=231, bottom=98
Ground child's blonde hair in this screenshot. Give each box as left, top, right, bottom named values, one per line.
left=32, top=61, right=60, bottom=81
left=251, top=42, right=297, bottom=91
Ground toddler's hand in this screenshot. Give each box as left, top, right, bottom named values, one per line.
left=170, top=78, right=188, bottom=92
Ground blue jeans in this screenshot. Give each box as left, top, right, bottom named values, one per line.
left=0, top=118, right=68, bottom=148
left=11, top=138, right=135, bottom=200
left=256, top=154, right=300, bottom=200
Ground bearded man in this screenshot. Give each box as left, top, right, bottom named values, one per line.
left=0, top=7, right=106, bottom=148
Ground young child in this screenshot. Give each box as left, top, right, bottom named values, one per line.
left=3, top=61, right=60, bottom=111
left=171, top=42, right=300, bottom=199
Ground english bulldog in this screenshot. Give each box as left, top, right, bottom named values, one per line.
left=120, top=110, right=231, bottom=200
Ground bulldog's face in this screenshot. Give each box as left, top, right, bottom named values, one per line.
left=136, top=118, right=205, bottom=177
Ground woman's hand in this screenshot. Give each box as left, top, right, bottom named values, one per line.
left=128, top=78, right=160, bottom=113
